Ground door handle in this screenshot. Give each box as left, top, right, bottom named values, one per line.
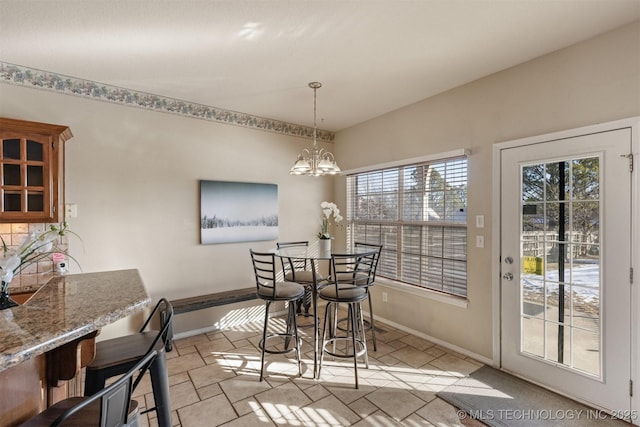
left=503, top=272, right=514, bottom=281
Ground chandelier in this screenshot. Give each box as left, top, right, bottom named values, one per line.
left=290, top=82, right=341, bottom=176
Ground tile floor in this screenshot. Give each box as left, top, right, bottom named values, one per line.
left=134, top=309, right=486, bottom=426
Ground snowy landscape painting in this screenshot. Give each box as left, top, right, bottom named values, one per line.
left=200, top=180, right=278, bottom=244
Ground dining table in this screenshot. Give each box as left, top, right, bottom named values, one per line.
left=272, top=242, right=375, bottom=379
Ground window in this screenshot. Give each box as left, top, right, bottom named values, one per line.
left=346, top=155, right=468, bottom=296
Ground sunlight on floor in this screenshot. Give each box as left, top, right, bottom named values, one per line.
left=136, top=309, right=485, bottom=426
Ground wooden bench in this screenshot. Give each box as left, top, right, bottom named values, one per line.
left=170, top=287, right=257, bottom=315
left=166, top=287, right=258, bottom=349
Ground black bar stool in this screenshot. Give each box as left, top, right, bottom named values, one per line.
left=250, top=249, right=305, bottom=381
left=22, top=350, right=158, bottom=427
left=277, top=241, right=316, bottom=315
left=353, top=242, right=382, bottom=350
left=318, top=251, right=377, bottom=389
left=84, top=298, right=173, bottom=427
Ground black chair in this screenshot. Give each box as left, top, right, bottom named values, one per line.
left=250, top=249, right=305, bottom=381
left=354, top=242, right=382, bottom=351
left=318, top=250, right=377, bottom=388
left=21, top=350, right=158, bottom=427
left=84, top=298, right=174, bottom=426
left=276, top=241, right=316, bottom=315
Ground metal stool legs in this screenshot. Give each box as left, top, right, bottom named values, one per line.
left=334, top=293, right=377, bottom=351
left=366, top=289, right=377, bottom=351
left=295, top=286, right=313, bottom=316
left=319, top=300, right=369, bottom=388
left=259, top=299, right=302, bottom=381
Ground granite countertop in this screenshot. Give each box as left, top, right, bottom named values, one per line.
left=4, top=271, right=55, bottom=295
left=0, top=269, right=151, bottom=372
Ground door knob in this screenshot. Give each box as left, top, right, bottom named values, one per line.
left=503, top=272, right=514, bottom=281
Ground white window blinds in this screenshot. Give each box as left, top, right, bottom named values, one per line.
left=346, top=155, right=468, bottom=296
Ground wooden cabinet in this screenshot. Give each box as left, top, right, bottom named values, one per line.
left=0, top=354, right=47, bottom=425
left=0, top=335, right=95, bottom=426
left=0, top=118, right=73, bottom=223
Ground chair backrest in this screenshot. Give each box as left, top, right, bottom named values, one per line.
left=51, top=350, right=158, bottom=427
left=329, top=251, right=378, bottom=291
left=139, top=298, right=174, bottom=355
left=276, top=241, right=310, bottom=280
left=250, top=249, right=278, bottom=299
left=354, top=242, right=383, bottom=282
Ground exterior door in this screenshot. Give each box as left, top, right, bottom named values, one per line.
left=500, top=126, right=633, bottom=415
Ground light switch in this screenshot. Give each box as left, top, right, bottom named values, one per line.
left=65, top=203, right=78, bottom=218
left=476, top=235, right=485, bottom=248
left=476, top=215, right=485, bottom=228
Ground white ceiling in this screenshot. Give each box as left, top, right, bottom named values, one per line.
left=1, top=0, right=639, bottom=131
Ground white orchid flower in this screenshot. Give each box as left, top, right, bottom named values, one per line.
left=16, top=232, right=37, bottom=253
left=35, top=240, right=54, bottom=254
left=0, top=253, right=21, bottom=276
left=43, top=230, right=60, bottom=242
left=318, top=201, right=344, bottom=239
left=1, top=269, right=14, bottom=283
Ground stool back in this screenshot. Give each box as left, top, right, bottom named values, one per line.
left=354, top=242, right=383, bottom=283
left=329, top=250, right=378, bottom=291
left=49, top=350, right=157, bottom=427
left=250, top=250, right=279, bottom=300
left=276, top=241, right=311, bottom=281
left=139, top=298, right=174, bottom=354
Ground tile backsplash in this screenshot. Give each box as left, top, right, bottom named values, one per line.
left=0, top=222, right=69, bottom=289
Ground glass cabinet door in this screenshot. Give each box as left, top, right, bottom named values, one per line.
left=0, top=117, right=71, bottom=223
left=1, top=134, right=50, bottom=216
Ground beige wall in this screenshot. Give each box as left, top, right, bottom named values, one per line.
left=333, top=22, right=640, bottom=359
left=0, top=21, right=638, bottom=353
left=0, top=85, right=334, bottom=337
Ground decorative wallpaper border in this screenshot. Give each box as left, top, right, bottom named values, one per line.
left=0, top=62, right=335, bottom=142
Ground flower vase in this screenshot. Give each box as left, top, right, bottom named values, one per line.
left=0, top=281, right=18, bottom=310
left=319, top=238, right=332, bottom=253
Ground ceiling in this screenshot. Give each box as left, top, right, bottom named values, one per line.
left=1, top=1, right=639, bottom=132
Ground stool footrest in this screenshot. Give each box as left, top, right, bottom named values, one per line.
left=259, top=334, right=300, bottom=355
left=322, top=337, right=367, bottom=359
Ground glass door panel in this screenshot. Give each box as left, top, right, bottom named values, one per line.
left=520, top=157, right=601, bottom=377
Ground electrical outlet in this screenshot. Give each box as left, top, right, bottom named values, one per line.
left=56, top=261, right=67, bottom=274
left=52, top=253, right=67, bottom=274
left=382, top=292, right=388, bottom=303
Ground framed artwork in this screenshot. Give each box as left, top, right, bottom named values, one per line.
left=200, top=180, right=278, bottom=244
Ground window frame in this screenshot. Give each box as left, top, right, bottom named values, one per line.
left=345, top=150, right=469, bottom=298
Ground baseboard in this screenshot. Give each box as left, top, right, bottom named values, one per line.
left=371, top=313, right=493, bottom=366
